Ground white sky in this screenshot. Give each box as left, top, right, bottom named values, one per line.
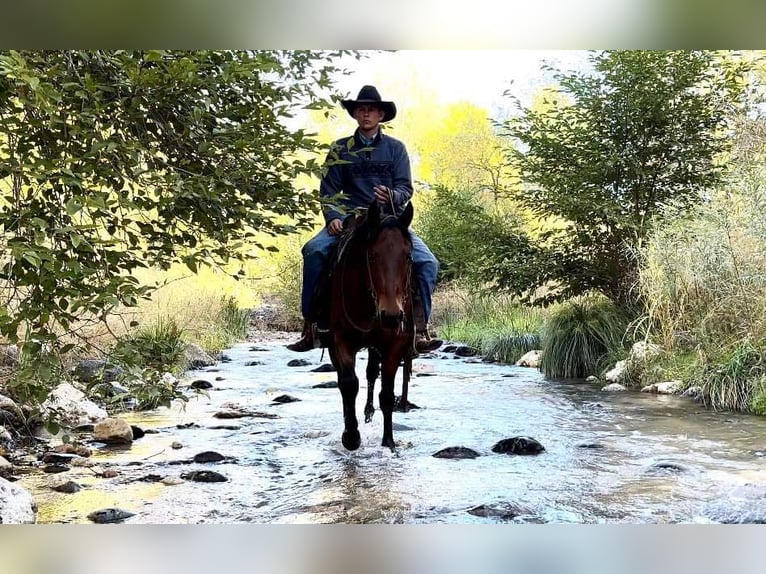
left=334, top=50, right=592, bottom=118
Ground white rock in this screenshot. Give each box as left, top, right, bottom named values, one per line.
left=516, top=350, right=542, bottom=368
left=0, top=476, right=36, bottom=524
left=604, top=360, right=627, bottom=383
left=40, top=383, right=108, bottom=427
left=641, top=380, right=682, bottom=394
left=601, top=383, right=627, bottom=392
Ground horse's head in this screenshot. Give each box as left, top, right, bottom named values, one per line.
left=360, top=201, right=414, bottom=330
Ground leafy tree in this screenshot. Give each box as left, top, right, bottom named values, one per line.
left=499, top=50, right=747, bottom=307
left=416, top=185, right=537, bottom=291
left=0, top=50, right=347, bottom=401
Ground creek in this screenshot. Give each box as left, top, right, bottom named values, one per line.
left=18, top=332, right=766, bottom=524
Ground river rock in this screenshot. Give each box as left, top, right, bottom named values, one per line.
left=0, top=476, right=36, bottom=523
left=641, top=381, right=682, bottom=394
left=94, top=418, right=133, bottom=444
left=51, top=480, right=82, bottom=494
left=185, top=343, right=216, bottom=369
left=41, top=452, right=84, bottom=464
left=516, top=350, right=542, bottom=368
left=245, top=361, right=264, bottom=367
left=432, top=446, right=481, bottom=459
left=311, top=364, right=336, bottom=373
left=181, top=470, right=228, bottom=483
left=467, top=502, right=537, bottom=521
left=312, top=381, right=338, bottom=389
left=0, top=456, right=12, bottom=477
left=72, top=359, right=124, bottom=384
left=601, top=383, right=627, bottom=392
left=53, top=443, right=92, bottom=457
left=0, top=393, right=24, bottom=421
left=604, top=360, right=627, bottom=384
left=40, top=383, right=108, bottom=427
left=491, top=436, right=545, bottom=455
left=171, top=441, right=183, bottom=449
left=454, top=346, right=479, bottom=357
left=190, top=379, right=214, bottom=390
left=193, top=451, right=225, bottom=463
left=0, top=344, right=19, bottom=367
left=272, top=394, right=300, bottom=404
left=88, top=507, right=136, bottom=523
left=287, top=359, right=311, bottom=367
left=647, top=460, right=689, bottom=474
left=161, top=477, right=185, bottom=486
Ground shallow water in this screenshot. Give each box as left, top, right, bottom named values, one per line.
left=19, top=333, right=766, bottom=524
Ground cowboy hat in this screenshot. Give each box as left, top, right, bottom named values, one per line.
left=341, top=85, right=397, bottom=122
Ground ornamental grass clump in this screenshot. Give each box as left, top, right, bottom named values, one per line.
left=540, top=294, right=628, bottom=379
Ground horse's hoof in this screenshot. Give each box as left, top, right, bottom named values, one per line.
left=381, top=437, right=396, bottom=451
left=364, top=406, right=375, bottom=423
left=342, top=430, right=361, bottom=451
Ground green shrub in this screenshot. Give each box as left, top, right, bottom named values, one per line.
left=695, top=341, right=766, bottom=412
left=111, top=316, right=187, bottom=373
left=541, top=294, right=628, bottom=378
left=484, top=332, right=541, bottom=364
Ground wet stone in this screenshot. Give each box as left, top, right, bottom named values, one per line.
left=491, top=436, right=546, bottom=455
left=215, top=376, right=226, bottom=381
left=244, top=361, right=264, bottom=367
left=416, top=372, right=436, bottom=377
left=219, top=354, right=232, bottom=363
left=467, top=502, right=536, bottom=521
left=41, top=452, right=82, bottom=464
left=249, top=346, right=269, bottom=352
left=73, top=424, right=95, bottom=433
left=432, top=446, right=481, bottom=459
left=181, top=470, right=228, bottom=483
left=193, top=451, right=225, bottom=463
left=43, top=464, right=70, bottom=473
left=442, top=345, right=458, bottom=353
left=131, top=426, right=145, bottom=440
left=576, top=442, right=606, bottom=449
left=88, top=508, right=136, bottom=523
left=311, top=364, right=336, bottom=373
left=272, top=395, right=301, bottom=404
left=139, top=474, right=164, bottom=482
left=287, top=359, right=311, bottom=367
left=208, top=425, right=241, bottom=431
left=454, top=346, right=479, bottom=357
left=191, top=379, right=214, bottom=390
left=51, top=480, right=82, bottom=494
left=312, top=381, right=338, bottom=389
left=647, top=461, right=689, bottom=474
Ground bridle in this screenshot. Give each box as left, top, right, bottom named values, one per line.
left=340, top=217, right=413, bottom=334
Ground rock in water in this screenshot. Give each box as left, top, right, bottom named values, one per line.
left=181, top=470, right=228, bottom=483
left=432, top=446, right=481, bottom=459
left=491, top=436, right=545, bottom=455
left=193, top=451, right=225, bottom=463
left=87, top=508, right=136, bottom=523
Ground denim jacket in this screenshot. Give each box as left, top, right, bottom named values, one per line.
left=320, top=128, right=414, bottom=225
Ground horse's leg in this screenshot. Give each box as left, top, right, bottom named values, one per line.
left=331, top=343, right=361, bottom=451
left=364, top=347, right=380, bottom=423
left=379, top=351, right=401, bottom=451
left=400, top=354, right=412, bottom=412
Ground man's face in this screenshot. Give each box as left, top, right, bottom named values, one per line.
left=353, top=104, right=385, bottom=131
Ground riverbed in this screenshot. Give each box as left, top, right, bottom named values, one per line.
left=18, top=332, right=766, bottom=524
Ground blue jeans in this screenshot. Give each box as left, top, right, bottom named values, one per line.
left=300, top=227, right=439, bottom=325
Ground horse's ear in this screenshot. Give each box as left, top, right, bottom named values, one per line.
left=367, top=201, right=381, bottom=231
left=399, top=201, right=414, bottom=229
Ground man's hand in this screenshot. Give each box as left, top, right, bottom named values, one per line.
left=373, top=185, right=392, bottom=204
left=327, top=218, right=343, bottom=236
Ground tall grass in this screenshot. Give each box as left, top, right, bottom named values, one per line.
left=639, top=184, right=766, bottom=411
left=433, top=285, right=545, bottom=363
left=540, top=293, right=628, bottom=379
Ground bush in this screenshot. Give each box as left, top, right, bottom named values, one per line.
left=111, top=317, right=187, bottom=373
left=541, top=294, right=628, bottom=379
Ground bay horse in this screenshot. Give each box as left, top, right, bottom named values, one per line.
left=329, top=200, right=415, bottom=451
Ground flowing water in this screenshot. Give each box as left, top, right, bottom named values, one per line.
left=18, top=333, right=766, bottom=524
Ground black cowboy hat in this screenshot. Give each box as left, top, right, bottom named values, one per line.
left=341, top=85, right=397, bottom=122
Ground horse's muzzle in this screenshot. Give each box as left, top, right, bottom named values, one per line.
left=379, top=309, right=404, bottom=329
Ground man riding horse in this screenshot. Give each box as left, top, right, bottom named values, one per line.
left=287, top=85, right=442, bottom=354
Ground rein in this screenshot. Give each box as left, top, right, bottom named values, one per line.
left=340, top=216, right=412, bottom=334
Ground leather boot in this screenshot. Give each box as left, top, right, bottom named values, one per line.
left=412, top=289, right=442, bottom=354
left=286, top=319, right=317, bottom=352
